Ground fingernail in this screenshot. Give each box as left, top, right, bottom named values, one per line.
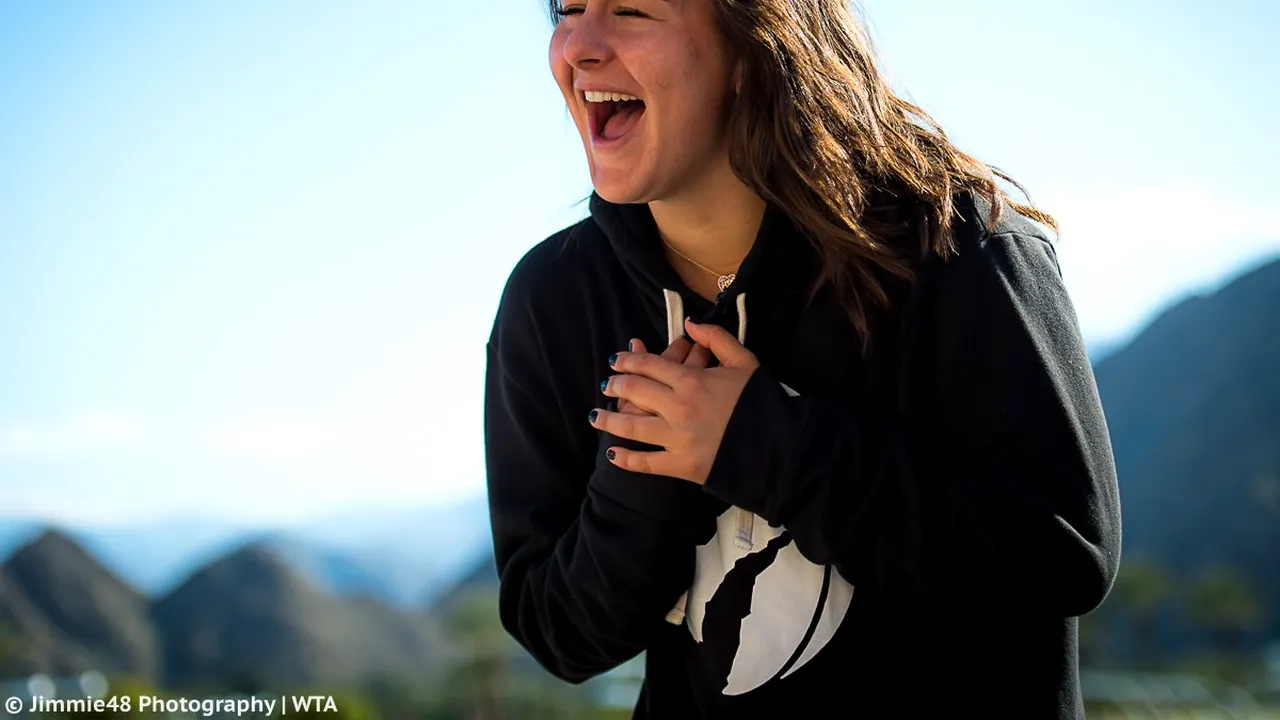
left=608, top=353, right=618, bottom=367
left=629, top=339, right=637, bottom=352
left=606, top=449, right=616, bottom=461
left=588, top=410, right=598, bottom=423
left=600, top=379, right=609, bottom=393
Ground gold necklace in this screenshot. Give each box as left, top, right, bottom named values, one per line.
left=662, top=240, right=739, bottom=293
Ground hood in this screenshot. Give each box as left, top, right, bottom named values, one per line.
left=588, top=193, right=822, bottom=352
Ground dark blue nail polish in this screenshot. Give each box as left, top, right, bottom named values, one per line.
left=606, top=449, right=616, bottom=461
left=600, top=379, right=609, bottom=393
left=608, top=353, right=618, bottom=367
left=589, top=410, right=598, bottom=423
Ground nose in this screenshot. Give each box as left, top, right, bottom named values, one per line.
left=559, top=10, right=613, bottom=69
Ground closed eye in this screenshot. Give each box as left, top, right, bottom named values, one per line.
left=554, top=4, right=650, bottom=19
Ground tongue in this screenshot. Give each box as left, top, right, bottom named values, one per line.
left=602, top=102, right=644, bottom=141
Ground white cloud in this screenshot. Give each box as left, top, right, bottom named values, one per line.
left=1038, top=185, right=1280, bottom=347
left=204, top=407, right=451, bottom=466
left=200, top=353, right=486, bottom=507
left=0, top=410, right=151, bottom=457
left=1, top=353, right=486, bottom=524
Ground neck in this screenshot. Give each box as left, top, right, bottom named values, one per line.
left=649, top=154, right=766, bottom=279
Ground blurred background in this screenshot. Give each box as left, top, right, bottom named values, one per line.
left=1, top=0, right=1277, bottom=717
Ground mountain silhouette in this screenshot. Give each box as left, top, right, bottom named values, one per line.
left=1094, top=255, right=1280, bottom=639
left=0, top=532, right=446, bottom=691
left=0, top=497, right=494, bottom=606
left=153, top=539, right=445, bottom=689
left=0, top=530, right=158, bottom=678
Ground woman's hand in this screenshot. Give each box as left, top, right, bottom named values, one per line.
left=615, top=335, right=711, bottom=416
left=590, top=318, right=760, bottom=485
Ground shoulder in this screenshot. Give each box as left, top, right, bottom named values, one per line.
left=499, top=217, right=608, bottom=302
left=901, top=190, right=1079, bottom=355
left=489, top=216, right=615, bottom=347
left=930, top=190, right=1065, bottom=296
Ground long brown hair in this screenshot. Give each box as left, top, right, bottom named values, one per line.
left=548, top=0, right=1057, bottom=341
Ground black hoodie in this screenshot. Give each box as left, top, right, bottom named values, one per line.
left=483, top=191, right=1122, bottom=719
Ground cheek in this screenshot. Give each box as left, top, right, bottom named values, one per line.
left=548, top=28, right=574, bottom=97
left=660, top=44, right=729, bottom=128
left=688, top=46, right=735, bottom=125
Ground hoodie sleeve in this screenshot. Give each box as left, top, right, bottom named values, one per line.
left=484, top=246, right=714, bottom=683
left=701, top=231, right=1122, bottom=617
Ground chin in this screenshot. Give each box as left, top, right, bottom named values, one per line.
left=589, top=156, right=676, bottom=206
left=589, top=173, right=655, bottom=206
left=592, top=183, right=647, bottom=205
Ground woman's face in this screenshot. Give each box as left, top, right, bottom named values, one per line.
left=549, top=0, right=737, bottom=204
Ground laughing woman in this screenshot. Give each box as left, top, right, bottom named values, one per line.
left=483, top=0, right=1122, bottom=717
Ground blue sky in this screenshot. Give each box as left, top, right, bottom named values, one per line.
left=1, top=0, right=1277, bottom=527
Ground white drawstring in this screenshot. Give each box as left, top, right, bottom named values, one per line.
left=660, top=289, right=749, bottom=346
left=662, top=289, right=684, bottom=347
left=662, top=289, right=753, bottom=625
left=735, top=292, right=748, bottom=346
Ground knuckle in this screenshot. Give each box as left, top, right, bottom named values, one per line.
left=619, top=414, right=636, bottom=437
left=675, top=375, right=700, bottom=396
left=664, top=338, right=690, bottom=358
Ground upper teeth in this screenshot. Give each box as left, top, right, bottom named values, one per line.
left=584, top=91, right=641, bottom=103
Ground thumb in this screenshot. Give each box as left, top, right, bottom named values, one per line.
left=684, top=317, right=755, bottom=368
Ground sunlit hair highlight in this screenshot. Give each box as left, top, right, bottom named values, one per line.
left=548, top=0, right=1058, bottom=342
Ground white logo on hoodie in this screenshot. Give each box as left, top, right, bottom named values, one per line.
left=658, top=289, right=854, bottom=695
left=666, top=381, right=855, bottom=696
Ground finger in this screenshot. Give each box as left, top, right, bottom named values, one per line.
left=684, top=342, right=712, bottom=369
left=620, top=339, right=646, bottom=415
left=617, top=395, right=659, bottom=416
left=608, top=349, right=691, bottom=389
left=617, top=399, right=641, bottom=415
left=589, top=408, right=670, bottom=446
left=617, top=337, right=692, bottom=415
left=604, top=446, right=682, bottom=479
left=617, top=340, right=646, bottom=415
left=628, top=337, right=691, bottom=362
left=618, top=338, right=686, bottom=415
left=684, top=318, right=756, bottom=368
left=661, top=336, right=693, bottom=364
left=601, top=373, right=675, bottom=415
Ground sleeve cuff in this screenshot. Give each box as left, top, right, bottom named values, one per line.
left=701, top=365, right=800, bottom=519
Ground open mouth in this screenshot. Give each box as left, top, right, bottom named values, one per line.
left=585, top=91, right=646, bottom=143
